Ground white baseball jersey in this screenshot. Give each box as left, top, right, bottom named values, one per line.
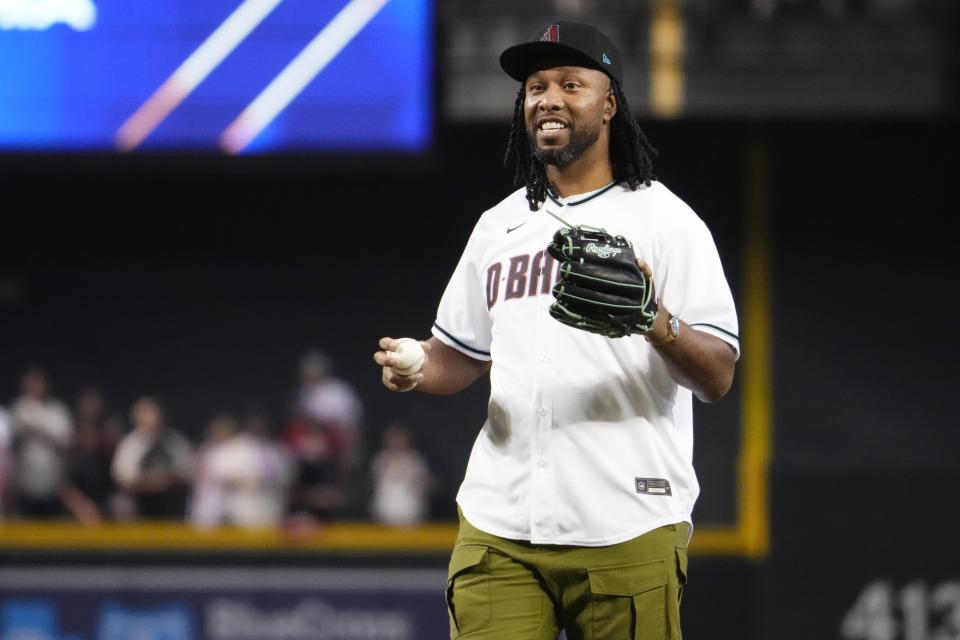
left=432, top=181, right=739, bottom=546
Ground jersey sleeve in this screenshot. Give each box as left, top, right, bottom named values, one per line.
left=656, top=211, right=740, bottom=358
left=432, top=220, right=493, bottom=361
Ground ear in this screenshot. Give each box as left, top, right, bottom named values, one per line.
left=603, top=84, right=617, bottom=124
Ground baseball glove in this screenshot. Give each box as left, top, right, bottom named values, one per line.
left=546, top=225, right=658, bottom=338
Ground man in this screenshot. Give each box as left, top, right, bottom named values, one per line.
left=9, top=367, right=72, bottom=518
left=374, top=20, right=739, bottom=639
left=285, top=350, right=364, bottom=486
left=111, top=397, right=193, bottom=518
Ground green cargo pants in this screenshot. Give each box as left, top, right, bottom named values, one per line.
left=446, top=512, right=689, bottom=640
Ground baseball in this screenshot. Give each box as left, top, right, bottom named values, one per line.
left=393, top=338, right=425, bottom=376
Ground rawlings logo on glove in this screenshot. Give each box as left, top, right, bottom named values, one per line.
left=546, top=225, right=658, bottom=338
left=584, top=242, right=623, bottom=259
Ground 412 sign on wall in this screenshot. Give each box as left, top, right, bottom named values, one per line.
left=841, top=581, right=960, bottom=640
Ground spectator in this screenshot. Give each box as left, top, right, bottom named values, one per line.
left=236, top=409, right=293, bottom=524
left=190, top=410, right=292, bottom=528
left=285, top=350, right=364, bottom=475
left=190, top=413, right=241, bottom=528
left=64, top=386, right=119, bottom=522
left=0, top=404, right=11, bottom=518
left=283, top=350, right=365, bottom=516
left=286, top=422, right=347, bottom=523
left=370, top=423, right=437, bottom=527
left=111, top=397, right=193, bottom=519
left=10, top=367, right=72, bottom=519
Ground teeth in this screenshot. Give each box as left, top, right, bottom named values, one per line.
left=540, top=122, right=566, bottom=131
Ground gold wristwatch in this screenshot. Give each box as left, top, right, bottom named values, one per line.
left=646, top=312, right=679, bottom=346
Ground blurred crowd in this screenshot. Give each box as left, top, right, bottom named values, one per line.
left=0, top=351, right=437, bottom=529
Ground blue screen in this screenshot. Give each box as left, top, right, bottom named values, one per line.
left=0, top=0, right=433, bottom=153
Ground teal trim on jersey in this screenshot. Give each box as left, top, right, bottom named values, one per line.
left=546, top=182, right=618, bottom=208
left=432, top=322, right=491, bottom=357
left=569, top=182, right=618, bottom=205
left=689, top=322, right=740, bottom=343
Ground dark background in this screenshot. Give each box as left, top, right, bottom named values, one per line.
left=2, top=117, right=957, bottom=638
left=3, top=0, right=959, bottom=630
left=1, top=119, right=756, bottom=523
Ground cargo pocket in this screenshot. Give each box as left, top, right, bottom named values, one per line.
left=672, top=547, right=689, bottom=639
left=446, top=545, right=491, bottom=638
left=675, top=546, right=688, bottom=605
left=588, top=559, right=667, bottom=640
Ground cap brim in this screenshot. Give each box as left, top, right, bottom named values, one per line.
left=499, top=41, right=605, bottom=83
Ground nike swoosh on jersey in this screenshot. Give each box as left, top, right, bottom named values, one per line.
left=506, top=221, right=528, bottom=234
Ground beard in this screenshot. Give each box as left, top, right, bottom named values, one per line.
left=528, top=121, right=602, bottom=167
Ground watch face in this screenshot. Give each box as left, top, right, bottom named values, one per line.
left=669, top=316, right=680, bottom=337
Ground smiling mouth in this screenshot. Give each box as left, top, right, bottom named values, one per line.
left=538, top=121, right=568, bottom=132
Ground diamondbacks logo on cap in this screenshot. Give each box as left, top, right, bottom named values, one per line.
left=602, top=52, right=612, bottom=65
left=540, top=24, right=559, bottom=42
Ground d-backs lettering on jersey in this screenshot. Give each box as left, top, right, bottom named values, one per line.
left=485, top=249, right=560, bottom=308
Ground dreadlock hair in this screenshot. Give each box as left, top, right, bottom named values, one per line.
left=503, top=78, right=659, bottom=212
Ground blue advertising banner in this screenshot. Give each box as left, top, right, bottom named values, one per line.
left=0, top=0, right=433, bottom=153
left=0, top=567, right=449, bottom=639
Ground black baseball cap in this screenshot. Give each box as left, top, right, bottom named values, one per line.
left=499, top=20, right=623, bottom=86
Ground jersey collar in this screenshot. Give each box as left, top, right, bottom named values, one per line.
left=546, top=181, right=618, bottom=208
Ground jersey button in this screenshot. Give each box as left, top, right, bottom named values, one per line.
left=537, top=459, right=548, bottom=469
left=536, top=407, right=547, bottom=417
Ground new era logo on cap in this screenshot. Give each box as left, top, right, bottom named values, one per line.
left=539, top=24, right=559, bottom=42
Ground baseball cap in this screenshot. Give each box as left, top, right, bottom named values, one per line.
left=499, top=20, right=623, bottom=86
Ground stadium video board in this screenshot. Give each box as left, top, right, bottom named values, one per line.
left=0, top=0, right=433, bottom=153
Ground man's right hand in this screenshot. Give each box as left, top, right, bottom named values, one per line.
left=374, top=337, right=432, bottom=392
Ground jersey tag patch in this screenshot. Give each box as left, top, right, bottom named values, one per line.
left=635, top=477, right=672, bottom=496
